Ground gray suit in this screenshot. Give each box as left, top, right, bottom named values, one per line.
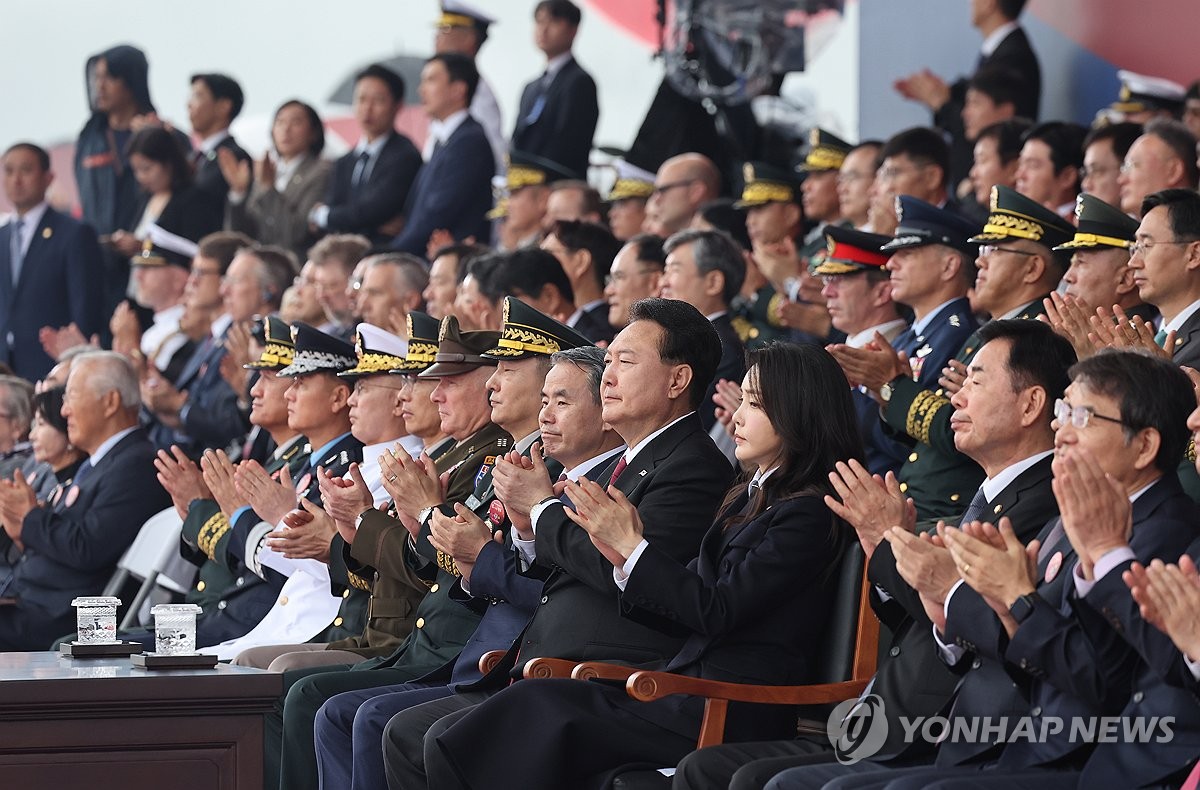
left=226, top=155, right=332, bottom=259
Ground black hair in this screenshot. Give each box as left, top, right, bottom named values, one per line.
left=1022, top=121, right=1087, bottom=178
left=662, top=228, right=747, bottom=305
left=198, top=231, right=255, bottom=274
left=627, top=297, right=720, bottom=409
left=190, top=73, right=244, bottom=120
left=274, top=99, right=325, bottom=156
left=431, top=242, right=490, bottom=284
left=967, top=65, right=1024, bottom=110
left=127, top=126, right=193, bottom=191
left=33, top=386, right=69, bottom=436
left=1141, top=188, right=1200, bottom=237
left=355, top=64, right=406, bottom=104
left=427, top=52, right=480, bottom=106
left=625, top=233, right=666, bottom=270
left=997, top=0, right=1028, bottom=20
left=467, top=253, right=506, bottom=307
left=549, top=220, right=623, bottom=284
left=4, top=142, right=50, bottom=171
left=696, top=198, right=752, bottom=251
left=489, top=248, right=575, bottom=305
left=1083, top=121, right=1142, bottom=164
left=976, top=119, right=1033, bottom=166
left=535, top=0, right=581, bottom=26
left=1069, top=349, right=1195, bottom=472
left=880, top=127, right=950, bottom=187
left=719, top=342, right=863, bottom=532
left=976, top=319, right=1075, bottom=403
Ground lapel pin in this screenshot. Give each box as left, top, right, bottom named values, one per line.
left=638, top=469, right=647, bottom=477
left=42, top=227, right=52, bottom=239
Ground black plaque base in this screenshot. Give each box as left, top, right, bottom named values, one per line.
left=132, top=652, right=219, bottom=669
left=59, top=641, right=143, bottom=658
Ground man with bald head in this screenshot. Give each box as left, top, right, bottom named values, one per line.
left=0, top=351, right=168, bottom=649
left=643, top=153, right=721, bottom=237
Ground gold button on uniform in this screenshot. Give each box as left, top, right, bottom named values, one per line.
left=196, top=581, right=206, bottom=592
left=280, top=596, right=289, bottom=605
left=333, top=617, right=343, bottom=627
left=994, top=505, right=1003, bottom=514
left=908, top=452, right=918, bottom=463
left=950, top=493, right=960, bottom=503
left=430, top=583, right=440, bottom=593
left=416, top=617, right=425, bottom=629
left=342, top=589, right=350, bottom=598
left=899, top=482, right=908, bottom=493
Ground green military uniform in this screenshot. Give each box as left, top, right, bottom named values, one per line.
left=732, top=159, right=808, bottom=348
left=794, top=128, right=854, bottom=272
left=881, top=185, right=1074, bottom=521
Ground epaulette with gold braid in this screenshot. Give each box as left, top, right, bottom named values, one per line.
left=905, top=390, right=951, bottom=446
left=197, top=512, right=230, bottom=562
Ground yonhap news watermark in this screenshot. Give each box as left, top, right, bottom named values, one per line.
left=826, top=695, right=1176, bottom=764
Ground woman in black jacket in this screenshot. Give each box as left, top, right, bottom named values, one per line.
left=423, top=341, right=864, bottom=790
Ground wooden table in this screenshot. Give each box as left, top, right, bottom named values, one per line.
left=0, top=651, right=281, bottom=790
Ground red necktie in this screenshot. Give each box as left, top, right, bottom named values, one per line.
left=608, top=457, right=628, bottom=487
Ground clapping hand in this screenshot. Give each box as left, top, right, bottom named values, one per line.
left=269, top=498, right=336, bottom=562
left=428, top=503, right=499, bottom=583
left=562, top=477, right=643, bottom=569
left=1052, top=447, right=1131, bottom=580
left=234, top=459, right=297, bottom=526
left=155, top=445, right=211, bottom=519
left=944, top=518, right=1040, bottom=636
left=1125, top=555, right=1200, bottom=659
left=825, top=460, right=916, bottom=558
left=379, top=448, right=445, bottom=521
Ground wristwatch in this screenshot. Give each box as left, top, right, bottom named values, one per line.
left=417, top=506, right=435, bottom=526
left=879, top=376, right=900, bottom=403
left=1008, top=592, right=1041, bottom=624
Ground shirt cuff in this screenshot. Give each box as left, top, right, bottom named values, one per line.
left=228, top=190, right=247, bottom=205
left=512, top=534, right=537, bottom=565
left=612, top=539, right=650, bottom=591
left=934, top=622, right=967, bottom=666
left=1075, top=545, right=1136, bottom=597
left=311, top=204, right=330, bottom=229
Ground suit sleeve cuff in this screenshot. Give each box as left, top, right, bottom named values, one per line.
left=1075, top=546, right=1136, bottom=597
left=613, top=539, right=650, bottom=591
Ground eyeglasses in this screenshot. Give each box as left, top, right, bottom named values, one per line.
left=605, top=269, right=660, bottom=286
left=836, top=171, right=872, bottom=186
left=1079, top=164, right=1117, bottom=180
left=1128, top=238, right=1198, bottom=258
left=353, top=380, right=405, bottom=395
left=978, top=245, right=1037, bottom=258
left=875, top=164, right=928, bottom=182
left=649, top=179, right=696, bottom=198
left=1053, top=398, right=1124, bottom=429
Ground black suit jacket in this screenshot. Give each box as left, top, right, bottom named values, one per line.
left=506, top=413, right=733, bottom=677
left=0, top=207, right=105, bottom=380
left=1169, top=309, right=1200, bottom=369
left=193, top=134, right=251, bottom=212
left=0, top=428, right=169, bottom=636
left=135, top=184, right=224, bottom=246
left=512, top=56, right=599, bottom=180
left=570, top=301, right=616, bottom=346
left=867, top=454, right=1059, bottom=758
left=936, top=25, right=1041, bottom=195
left=390, top=115, right=493, bottom=255
left=325, top=133, right=423, bottom=244
left=701, top=313, right=745, bottom=432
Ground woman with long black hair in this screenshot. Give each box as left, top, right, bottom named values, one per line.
left=420, top=341, right=865, bottom=790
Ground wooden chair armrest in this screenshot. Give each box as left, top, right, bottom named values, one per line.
left=625, top=672, right=869, bottom=749
left=571, top=662, right=638, bottom=682
left=477, top=649, right=507, bottom=675
left=522, top=657, right=581, bottom=679
left=625, top=672, right=869, bottom=707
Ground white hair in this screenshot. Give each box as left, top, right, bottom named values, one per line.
left=73, top=351, right=140, bottom=409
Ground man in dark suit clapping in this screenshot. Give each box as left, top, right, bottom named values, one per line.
left=390, top=53, right=493, bottom=256
left=0, top=351, right=169, bottom=650
left=309, top=65, right=423, bottom=245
